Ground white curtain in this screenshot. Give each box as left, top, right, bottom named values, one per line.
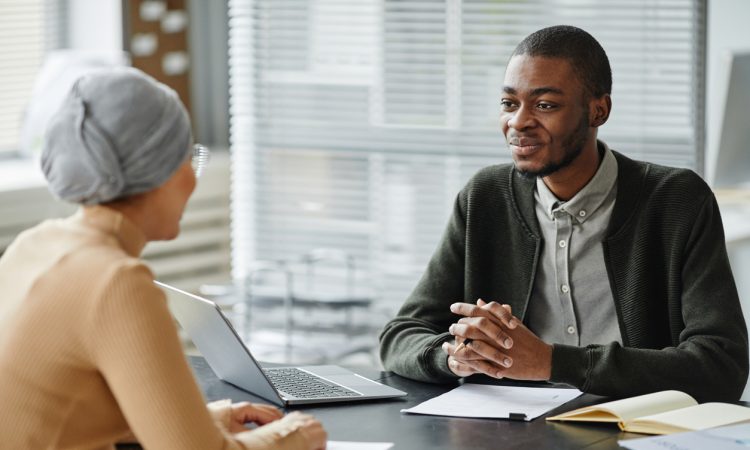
left=0, top=0, right=65, bottom=155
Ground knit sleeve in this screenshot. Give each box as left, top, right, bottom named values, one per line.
left=85, top=261, right=305, bottom=449
left=379, top=191, right=467, bottom=383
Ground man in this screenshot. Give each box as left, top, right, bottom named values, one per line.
left=379, top=25, right=748, bottom=402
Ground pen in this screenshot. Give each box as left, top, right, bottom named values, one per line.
left=454, top=338, right=472, bottom=353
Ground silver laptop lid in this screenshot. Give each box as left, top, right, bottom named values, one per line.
left=158, top=281, right=286, bottom=406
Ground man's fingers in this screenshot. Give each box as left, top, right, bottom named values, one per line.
left=447, top=356, right=477, bottom=377
left=451, top=301, right=519, bottom=329
left=482, top=301, right=518, bottom=329
left=447, top=354, right=505, bottom=378
left=477, top=298, right=513, bottom=316
left=449, top=355, right=507, bottom=379
left=444, top=333, right=513, bottom=368
left=442, top=340, right=483, bottom=360
left=450, top=301, right=483, bottom=317
left=450, top=320, right=513, bottom=349
left=463, top=338, right=513, bottom=369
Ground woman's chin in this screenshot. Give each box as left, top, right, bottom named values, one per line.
left=151, top=225, right=180, bottom=242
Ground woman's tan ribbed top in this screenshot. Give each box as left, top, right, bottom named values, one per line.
left=0, top=206, right=306, bottom=449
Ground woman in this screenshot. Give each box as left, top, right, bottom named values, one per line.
left=0, top=68, right=327, bottom=449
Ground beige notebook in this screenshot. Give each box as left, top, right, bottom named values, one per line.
left=546, top=390, right=750, bottom=435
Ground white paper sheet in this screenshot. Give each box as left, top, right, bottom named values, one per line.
left=619, top=423, right=750, bottom=450
left=401, top=383, right=582, bottom=421
left=328, top=441, right=394, bottom=450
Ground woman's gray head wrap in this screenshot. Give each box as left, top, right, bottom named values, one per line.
left=41, top=67, right=191, bottom=205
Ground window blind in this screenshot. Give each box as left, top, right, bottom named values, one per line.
left=0, top=0, right=65, bottom=155
left=228, top=0, right=706, bottom=310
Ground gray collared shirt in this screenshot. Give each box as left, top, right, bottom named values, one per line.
left=526, top=143, right=622, bottom=346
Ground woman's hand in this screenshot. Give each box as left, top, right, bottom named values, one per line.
left=228, top=404, right=327, bottom=449
left=227, top=402, right=283, bottom=432
left=277, top=411, right=327, bottom=450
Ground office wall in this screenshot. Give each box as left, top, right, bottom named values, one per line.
left=706, top=0, right=750, bottom=182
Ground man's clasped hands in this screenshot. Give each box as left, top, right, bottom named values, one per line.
left=442, top=299, right=553, bottom=381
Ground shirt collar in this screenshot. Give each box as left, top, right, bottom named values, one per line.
left=75, top=205, right=148, bottom=257
left=535, top=141, right=618, bottom=223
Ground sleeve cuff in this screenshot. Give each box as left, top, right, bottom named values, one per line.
left=549, top=344, right=590, bottom=390
left=423, top=334, right=461, bottom=382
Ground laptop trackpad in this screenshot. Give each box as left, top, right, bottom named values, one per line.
left=301, top=365, right=385, bottom=390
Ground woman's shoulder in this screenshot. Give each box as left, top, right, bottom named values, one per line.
left=19, top=218, right=159, bottom=309
left=65, top=245, right=157, bottom=302
left=51, top=232, right=152, bottom=284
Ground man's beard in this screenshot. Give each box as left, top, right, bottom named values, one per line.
left=516, top=112, right=590, bottom=179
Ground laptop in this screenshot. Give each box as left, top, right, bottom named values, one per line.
left=158, top=281, right=407, bottom=406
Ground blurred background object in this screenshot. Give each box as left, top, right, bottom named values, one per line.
left=123, top=0, right=192, bottom=114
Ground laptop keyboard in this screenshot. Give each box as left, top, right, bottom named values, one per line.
left=263, top=367, right=362, bottom=399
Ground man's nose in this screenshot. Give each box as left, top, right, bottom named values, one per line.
left=507, top=105, right=535, bottom=131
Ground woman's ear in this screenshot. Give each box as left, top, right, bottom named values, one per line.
left=590, top=94, right=612, bottom=128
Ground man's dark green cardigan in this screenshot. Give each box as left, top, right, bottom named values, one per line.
left=379, top=151, right=749, bottom=402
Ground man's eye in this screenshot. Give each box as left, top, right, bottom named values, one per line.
left=500, top=100, right=516, bottom=110
left=537, top=103, right=556, bottom=110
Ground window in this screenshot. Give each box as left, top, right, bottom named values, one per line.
left=0, top=0, right=65, bottom=156
left=228, top=0, right=707, bottom=310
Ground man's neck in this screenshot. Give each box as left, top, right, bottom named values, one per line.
left=541, top=142, right=603, bottom=201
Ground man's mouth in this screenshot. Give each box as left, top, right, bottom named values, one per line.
left=508, top=137, right=543, bottom=156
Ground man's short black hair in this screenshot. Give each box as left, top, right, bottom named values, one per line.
left=511, top=25, right=612, bottom=98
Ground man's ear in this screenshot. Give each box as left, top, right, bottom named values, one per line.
left=590, top=94, right=612, bottom=128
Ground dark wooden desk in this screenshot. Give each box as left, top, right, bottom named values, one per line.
left=188, top=356, right=645, bottom=449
